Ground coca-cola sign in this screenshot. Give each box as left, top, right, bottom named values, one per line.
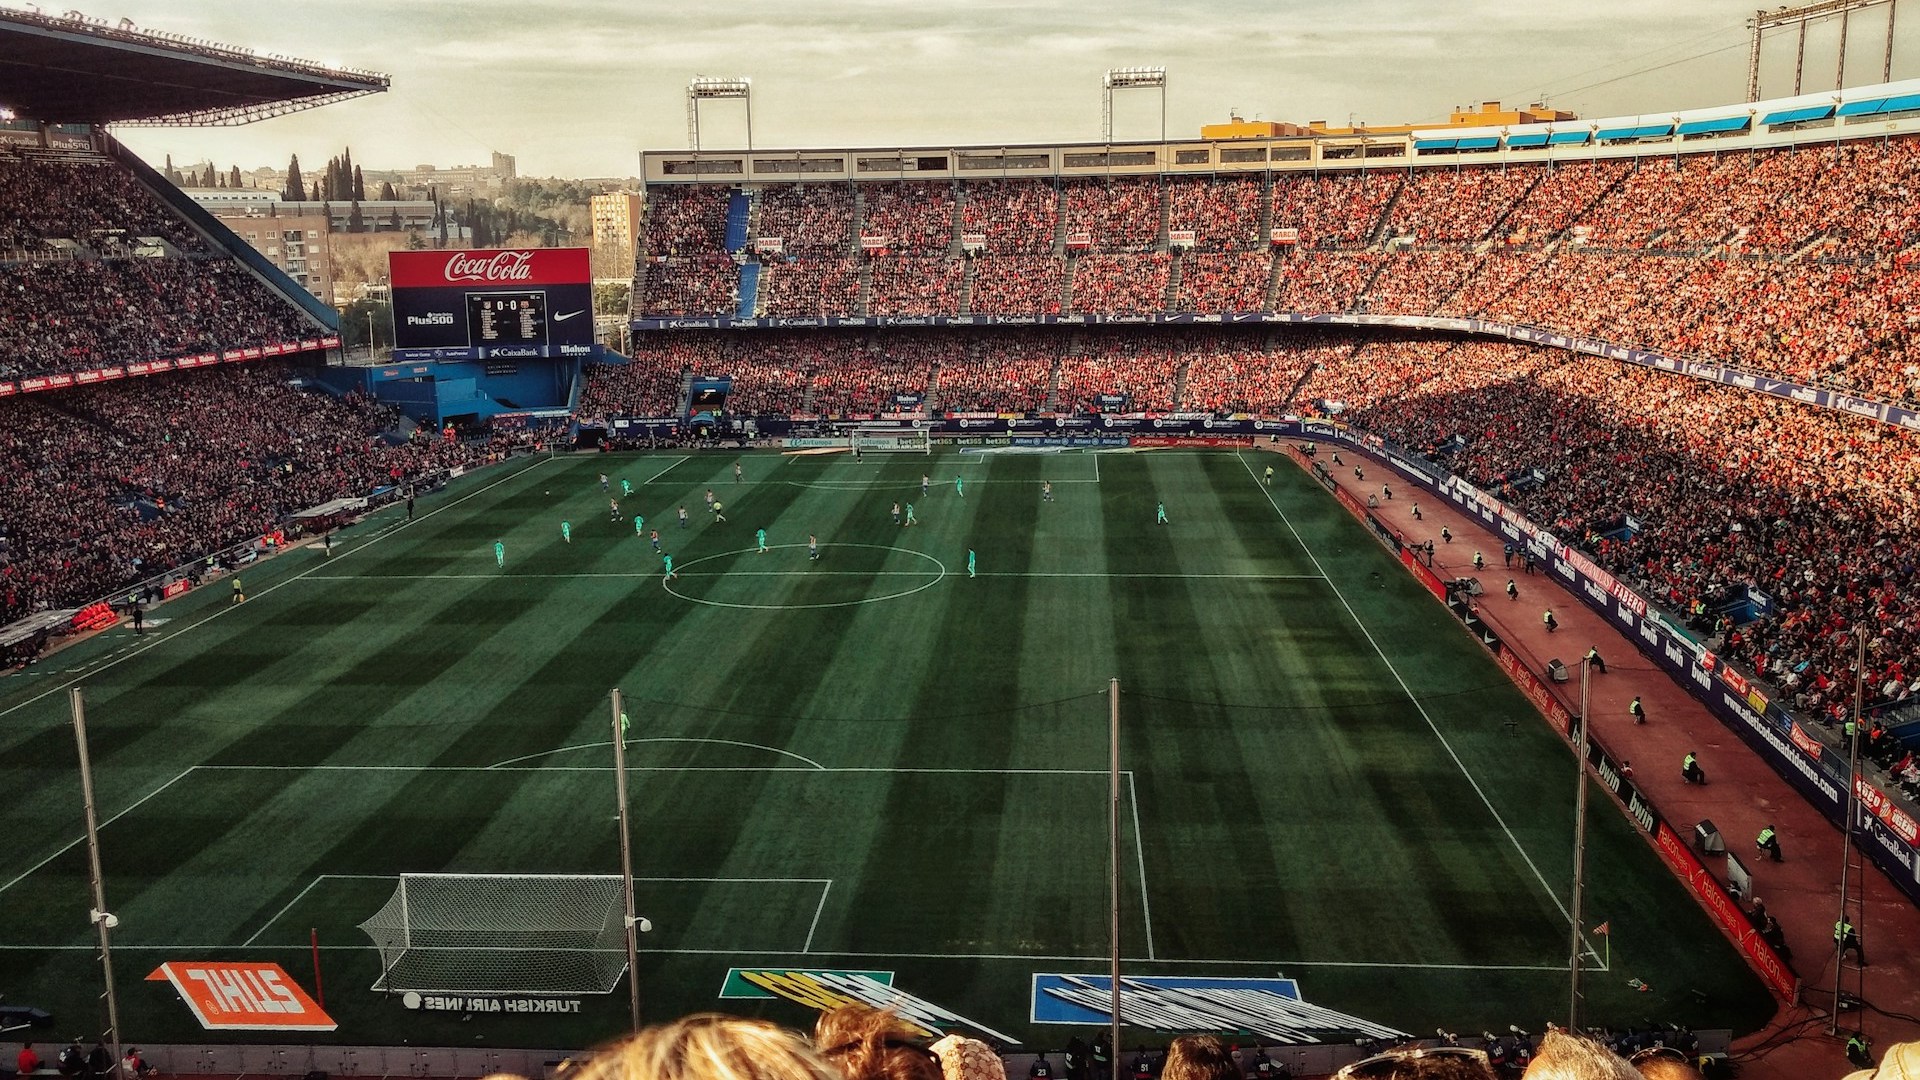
left=389, top=247, right=591, bottom=290
left=445, top=250, right=535, bottom=283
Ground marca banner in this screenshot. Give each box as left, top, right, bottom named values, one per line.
left=147, top=962, right=336, bottom=1031
left=717, top=969, right=1017, bottom=1043
left=1031, top=975, right=1406, bottom=1042
left=1857, top=776, right=1920, bottom=845
left=390, top=248, right=594, bottom=362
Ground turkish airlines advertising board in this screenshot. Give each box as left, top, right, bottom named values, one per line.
left=389, top=248, right=594, bottom=362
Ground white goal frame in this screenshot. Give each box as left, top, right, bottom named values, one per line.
left=358, top=873, right=629, bottom=995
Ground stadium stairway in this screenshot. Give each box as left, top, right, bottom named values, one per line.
left=737, top=262, right=761, bottom=318
left=958, top=257, right=978, bottom=314
left=725, top=189, right=751, bottom=252
left=856, top=258, right=874, bottom=315
left=1164, top=252, right=1183, bottom=310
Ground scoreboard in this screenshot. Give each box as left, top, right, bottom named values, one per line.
left=389, top=248, right=593, bottom=362
left=468, top=292, right=548, bottom=347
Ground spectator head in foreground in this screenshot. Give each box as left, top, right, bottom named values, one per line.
left=560, top=1014, right=842, bottom=1080
left=1334, top=1046, right=1497, bottom=1080
left=928, top=1036, right=1007, bottom=1080
left=1845, top=1038, right=1920, bottom=1080
left=1622, top=1046, right=1703, bottom=1080
left=1519, top=1031, right=1641, bottom=1079
left=1160, top=1036, right=1238, bottom=1080
left=815, top=1003, right=945, bottom=1080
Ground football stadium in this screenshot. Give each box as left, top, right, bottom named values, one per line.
left=5, top=3, right=1920, bottom=1079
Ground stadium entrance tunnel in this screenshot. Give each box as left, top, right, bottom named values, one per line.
left=662, top=543, right=947, bottom=610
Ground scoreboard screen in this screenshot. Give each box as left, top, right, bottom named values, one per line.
left=389, top=248, right=593, bottom=362
left=466, top=292, right=548, bottom=347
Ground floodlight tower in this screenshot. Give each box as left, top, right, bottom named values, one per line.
left=1747, top=0, right=1897, bottom=101
left=687, top=76, right=753, bottom=152
left=1102, top=66, right=1167, bottom=144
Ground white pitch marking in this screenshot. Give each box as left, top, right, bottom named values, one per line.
left=1237, top=454, right=1576, bottom=930
left=488, top=737, right=828, bottom=771
left=803, top=880, right=834, bottom=953
left=644, top=457, right=691, bottom=483
left=1127, top=771, right=1156, bottom=961
left=0, top=767, right=194, bottom=895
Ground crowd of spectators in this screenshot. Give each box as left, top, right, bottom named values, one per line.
left=1381, top=164, right=1537, bottom=245
left=1060, top=177, right=1161, bottom=253
left=0, top=362, right=507, bottom=625
left=1, top=257, right=316, bottom=381
left=1271, top=171, right=1402, bottom=248
left=638, top=255, right=740, bottom=317
left=643, top=185, right=733, bottom=256
left=758, top=257, right=861, bottom=317
left=0, top=153, right=203, bottom=253
left=967, top=255, right=1064, bottom=315
left=1069, top=253, right=1169, bottom=315
left=933, top=330, right=1057, bottom=413
left=0, top=153, right=322, bottom=383
left=869, top=256, right=964, bottom=316
left=1177, top=251, right=1271, bottom=311
left=859, top=181, right=955, bottom=253
left=627, top=136, right=1920, bottom=405
left=961, top=180, right=1057, bottom=255
left=1168, top=175, right=1263, bottom=251
left=753, top=184, right=854, bottom=255
left=1307, top=334, right=1920, bottom=722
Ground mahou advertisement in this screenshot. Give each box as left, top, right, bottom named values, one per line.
left=388, top=248, right=595, bottom=362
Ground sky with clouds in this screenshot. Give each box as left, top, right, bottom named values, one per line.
left=92, top=0, right=1920, bottom=178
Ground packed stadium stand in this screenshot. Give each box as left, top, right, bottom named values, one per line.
left=600, top=105, right=1920, bottom=839
left=628, top=130, right=1920, bottom=403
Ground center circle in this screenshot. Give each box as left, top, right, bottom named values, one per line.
left=662, top=543, right=948, bottom=610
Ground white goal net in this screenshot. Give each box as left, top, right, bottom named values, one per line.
left=358, top=874, right=629, bottom=994
left=850, top=428, right=932, bottom=454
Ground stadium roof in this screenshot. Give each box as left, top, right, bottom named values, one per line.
left=0, top=5, right=388, bottom=126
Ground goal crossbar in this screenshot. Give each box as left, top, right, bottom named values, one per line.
left=358, top=873, right=629, bottom=995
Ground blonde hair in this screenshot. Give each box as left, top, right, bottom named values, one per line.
left=567, top=1014, right=841, bottom=1080
left=1162, top=1037, right=1238, bottom=1080
left=1522, top=1031, right=1641, bottom=1080
left=814, top=1003, right=944, bottom=1080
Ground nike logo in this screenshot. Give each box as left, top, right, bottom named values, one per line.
left=553, top=310, right=585, bottom=322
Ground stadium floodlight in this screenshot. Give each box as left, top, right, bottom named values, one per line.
left=1746, top=0, right=1895, bottom=101
left=1102, top=66, right=1167, bottom=146
left=687, top=75, right=754, bottom=153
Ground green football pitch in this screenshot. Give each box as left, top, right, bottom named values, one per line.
left=0, top=449, right=1773, bottom=1048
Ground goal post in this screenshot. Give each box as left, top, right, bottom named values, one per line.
left=849, top=427, right=932, bottom=455
left=357, top=874, right=629, bottom=995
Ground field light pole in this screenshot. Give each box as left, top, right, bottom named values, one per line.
left=1108, top=678, right=1122, bottom=1066
left=1567, top=661, right=1592, bottom=1031
left=611, top=689, right=643, bottom=1032
left=70, top=689, right=125, bottom=1072
left=1830, top=628, right=1867, bottom=1035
